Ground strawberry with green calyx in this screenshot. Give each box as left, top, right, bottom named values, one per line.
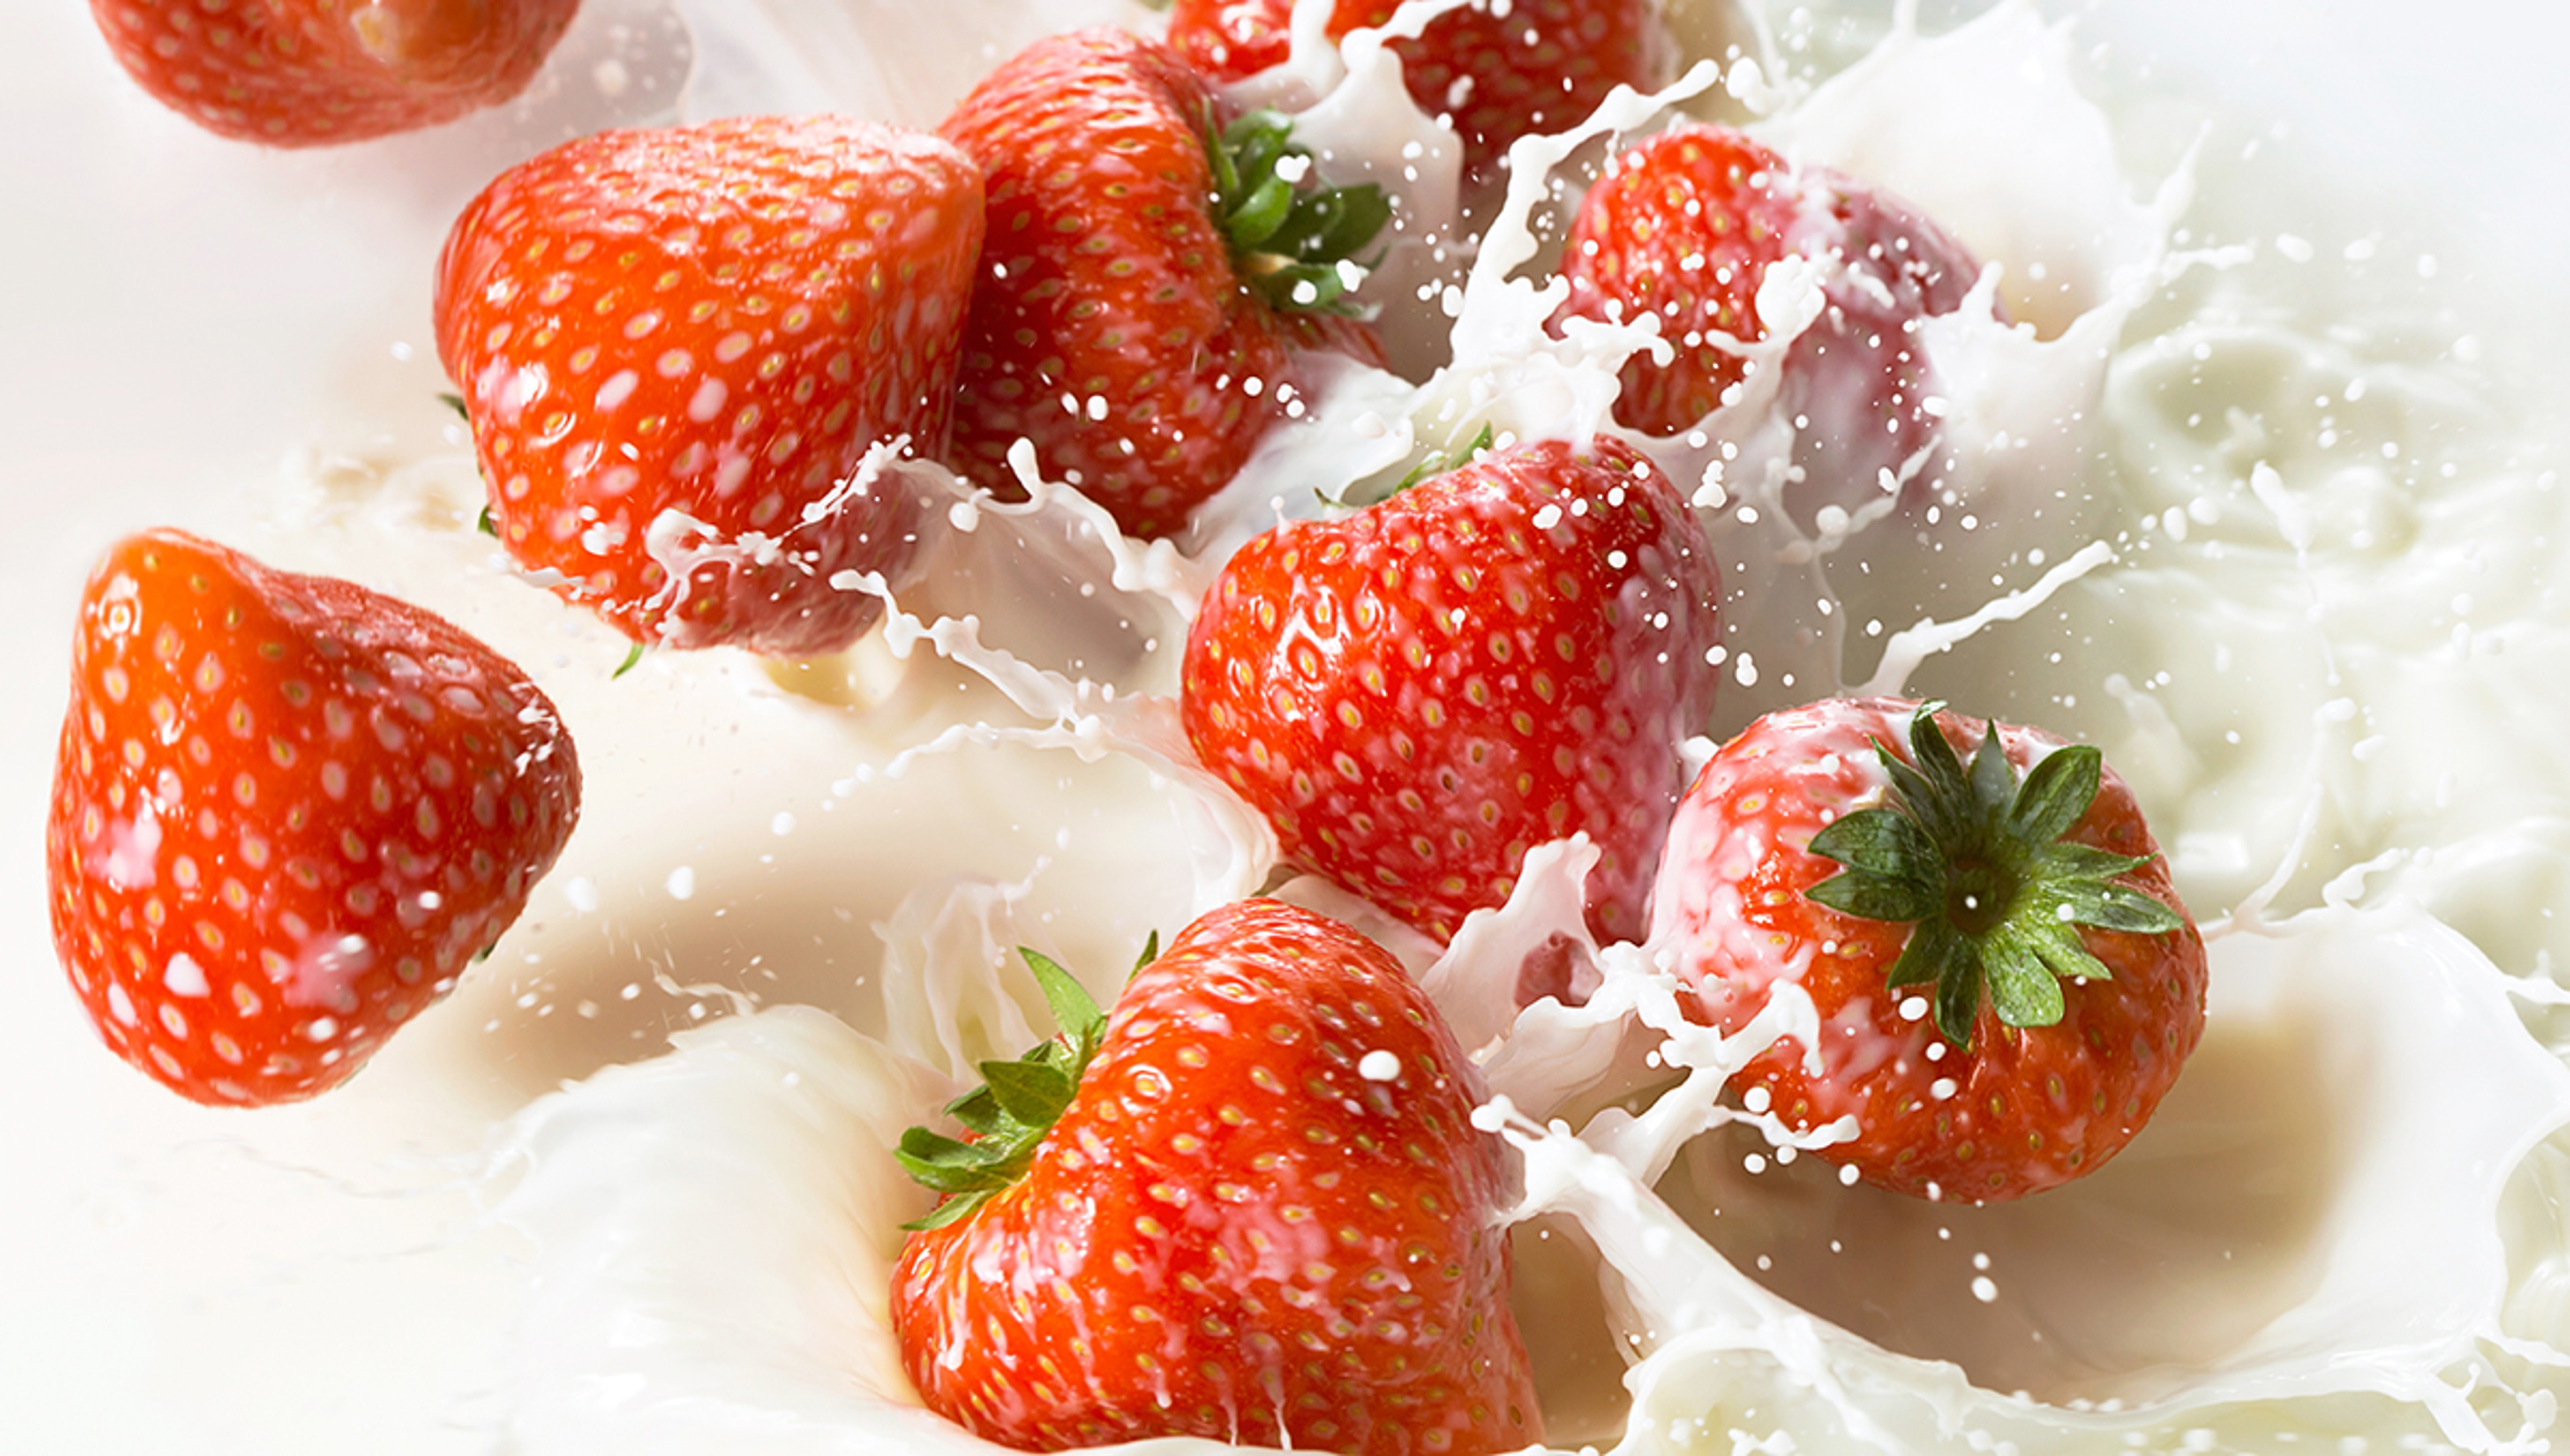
left=92, top=0, right=580, bottom=148
left=1183, top=435, right=1722, bottom=948
left=938, top=29, right=1392, bottom=541
left=1650, top=698, right=2207, bottom=1202
left=893, top=948, right=1108, bottom=1233
left=891, top=899, right=1540, bottom=1456
left=1806, top=701, right=2187, bottom=1048
left=46, top=529, right=582, bottom=1105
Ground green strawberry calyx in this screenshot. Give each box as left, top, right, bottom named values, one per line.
left=1804, top=703, right=2182, bottom=1049
left=1209, top=109, right=1392, bottom=317
left=895, top=937, right=1155, bottom=1231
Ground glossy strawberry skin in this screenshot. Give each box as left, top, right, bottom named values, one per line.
left=1168, top=0, right=1663, bottom=177
left=1554, top=126, right=1986, bottom=523
left=892, top=899, right=1540, bottom=1456
left=1183, top=438, right=1723, bottom=947
left=939, top=29, right=1330, bottom=541
left=91, top=0, right=580, bottom=147
left=46, top=530, right=580, bottom=1105
left=434, top=116, right=983, bottom=656
left=1648, top=698, right=2208, bottom=1203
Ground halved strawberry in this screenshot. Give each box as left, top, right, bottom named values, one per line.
left=1649, top=698, right=2208, bottom=1202
left=938, top=29, right=1389, bottom=540
left=1182, top=436, right=1722, bottom=946
left=91, top=0, right=581, bottom=147
left=434, top=115, right=984, bottom=656
left=46, top=529, right=582, bottom=1104
left=892, top=899, right=1541, bottom=1455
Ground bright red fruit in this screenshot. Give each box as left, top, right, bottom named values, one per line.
left=1648, top=697, right=2208, bottom=1203
left=938, top=29, right=1389, bottom=540
left=1183, top=436, right=1722, bottom=947
left=1167, top=0, right=1664, bottom=177
left=46, top=530, right=581, bottom=1105
left=91, top=0, right=580, bottom=147
left=434, top=116, right=984, bottom=656
left=1553, top=126, right=1989, bottom=524
left=891, top=899, right=1541, bottom=1455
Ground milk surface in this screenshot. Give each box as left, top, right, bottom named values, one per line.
left=2, top=1, right=2567, bottom=1453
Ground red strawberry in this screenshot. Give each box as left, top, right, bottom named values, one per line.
left=45, top=529, right=581, bottom=1105
left=1182, top=436, right=1722, bottom=947
left=891, top=899, right=1540, bottom=1455
left=434, top=116, right=984, bottom=656
left=938, top=29, right=1390, bottom=540
left=90, top=0, right=580, bottom=147
left=1553, top=125, right=1988, bottom=525
left=1167, top=0, right=1665, bottom=178
left=1648, top=697, right=2208, bottom=1203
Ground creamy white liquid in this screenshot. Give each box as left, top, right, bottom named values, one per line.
left=5, top=1, right=2568, bottom=1453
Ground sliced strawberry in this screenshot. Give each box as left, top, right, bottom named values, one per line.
left=891, top=899, right=1541, bottom=1455
left=434, top=115, right=984, bottom=656
left=90, top=0, right=581, bottom=147
left=1554, top=125, right=1988, bottom=523
left=938, top=29, right=1389, bottom=540
left=1649, top=698, right=2209, bottom=1202
left=1168, top=0, right=1665, bottom=178
left=46, top=529, right=581, bottom=1105
left=1182, top=436, right=1722, bottom=947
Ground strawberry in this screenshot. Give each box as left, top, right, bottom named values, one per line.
left=1167, top=0, right=1665, bottom=179
left=90, top=0, right=580, bottom=147
left=45, top=529, right=581, bottom=1105
left=1552, top=125, right=1988, bottom=523
left=1181, top=436, right=1722, bottom=947
left=434, top=115, right=984, bottom=656
left=938, top=29, right=1390, bottom=540
left=891, top=899, right=1540, bottom=1455
left=1648, top=698, right=2208, bottom=1203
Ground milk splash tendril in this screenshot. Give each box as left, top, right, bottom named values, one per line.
left=97, top=0, right=2570, bottom=1450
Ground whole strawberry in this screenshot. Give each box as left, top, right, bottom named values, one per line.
left=1553, top=126, right=1988, bottom=523
left=1167, top=0, right=1665, bottom=179
left=1183, top=436, right=1722, bottom=946
left=434, top=116, right=984, bottom=656
left=46, top=530, right=581, bottom=1105
left=938, top=29, right=1389, bottom=539
left=1649, top=698, right=2208, bottom=1202
left=92, top=0, right=580, bottom=147
left=892, top=899, right=1540, bottom=1456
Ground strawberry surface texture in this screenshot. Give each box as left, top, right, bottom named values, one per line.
left=1554, top=124, right=1990, bottom=526
left=1183, top=436, right=1723, bottom=947
left=1650, top=697, right=2209, bottom=1202
left=92, top=0, right=581, bottom=146
left=1168, top=0, right=1666, bottom=177
left=891, top=898, right=1541, bottom=1455
left=938, top=28, right=1387, bottom=540
left=435, top=114, right=983, bottom=656
left=46, top=529, right=581, bottom=1104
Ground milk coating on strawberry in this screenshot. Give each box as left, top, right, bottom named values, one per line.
left=1650, top=698, right=2207, bottom=1202
left=434, top=115, right=984, bottom=656
left=1183, top=436, right=1722, bottom=948
left=1167, top=0, right=1666, bottom=179
left=91, top=0, right=581, bottom=147
left=891, top=899, right=1540, bottom=1456
left=1555, top=125, right=1990, bottom=529
left=46, top=529, right=581, bottom=1105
